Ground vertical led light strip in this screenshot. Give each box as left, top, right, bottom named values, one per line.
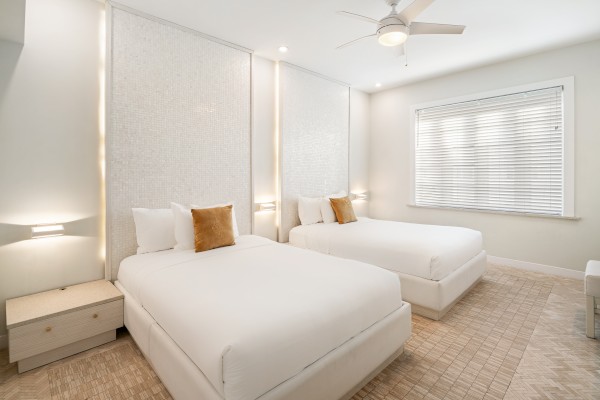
left=98, top=6, right=107, bottom=273
left=274, top=62, right=281, bottom=236
left=250, top=54, right=255, bottom=234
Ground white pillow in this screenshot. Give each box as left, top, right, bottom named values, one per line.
left=132, top=208, right=176, bottom=254
left=171, top=201, right=240, bottom=251
left=298, top=196, right=323, bottom=225
left=320, top=191, right=347, bottom=223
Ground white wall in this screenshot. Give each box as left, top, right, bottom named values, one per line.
left=369, top=39, right=600, bottom=272
left=0, top=0, right=26, bottom=44
left=252, top=56, right=278, bottom=241
left=0, top=0, right=104, bottom=343
left=350, top=89, right=370, bottom=217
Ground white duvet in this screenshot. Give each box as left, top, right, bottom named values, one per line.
left=289, top=218, right=483, bottom=281
left=117, top=235, right=403, bottom=400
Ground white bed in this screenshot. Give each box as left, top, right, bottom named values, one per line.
left=289, top=218, right=487, bottom=320
left=116, top=235, right=412, bottom=400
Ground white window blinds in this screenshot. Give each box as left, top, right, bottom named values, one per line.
left=415, top=85, right=564, bottom=216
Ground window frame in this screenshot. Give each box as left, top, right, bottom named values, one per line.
left=409, top=77, right=575, bottom=218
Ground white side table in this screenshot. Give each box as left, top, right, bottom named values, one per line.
left=6, top=280, right=124, bottom=373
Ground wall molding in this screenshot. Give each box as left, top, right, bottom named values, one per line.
left=108, top=1, right=253, bottom=54
left=279, top=61, right=349, bottom=88
left=488, top=255, right=584, bottom=280
left=0, top=334, right=7, bottom=350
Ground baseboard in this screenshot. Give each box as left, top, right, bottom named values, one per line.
left=0, top=334, right=7, bottom=350
left=488, top=255, right=584, bottom=280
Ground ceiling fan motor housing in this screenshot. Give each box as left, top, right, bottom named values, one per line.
left=377, top=16, right=409, bottom=46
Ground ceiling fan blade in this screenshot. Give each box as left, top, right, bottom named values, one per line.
left=409, top=22, right=465, bottom=35
left=337, top=11, right=379, bottom=25
left=336, top=34, right=376, bottom=49
left=399, top=0, right=435, bottom=23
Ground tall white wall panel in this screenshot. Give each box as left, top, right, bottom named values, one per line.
left=107, top=7, right=252, bottom=278
left=278, top=64, right=349, bottom=242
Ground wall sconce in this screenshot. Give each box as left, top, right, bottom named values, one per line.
left=31, top=224, right=65, bottom=239
left=255, top=202, right=276, bottom=212
left=351, top=192, right=369, bottom=201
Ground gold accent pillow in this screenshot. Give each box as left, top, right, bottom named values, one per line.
left=191, top=205, right=235, bottom=252
left=329, top=196, right=357, bottom=224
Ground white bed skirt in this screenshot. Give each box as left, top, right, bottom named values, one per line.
left=115, top=281, right=412, bottom=400
left=399, top=250, right=487, bottom=320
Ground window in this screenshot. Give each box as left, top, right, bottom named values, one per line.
left=411, top=78, right=574, bottom=217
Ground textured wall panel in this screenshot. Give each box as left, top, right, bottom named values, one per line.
left=279, top=65, right=349, bottom=242
left=107, top=8, right=251, bottom=278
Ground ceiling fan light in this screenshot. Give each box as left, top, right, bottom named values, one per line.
left=377, top=23, right=409, bottom=46
left=378, top=31, right=407, bottom=46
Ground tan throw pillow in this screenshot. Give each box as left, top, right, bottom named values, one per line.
left=329, top=196, right=357, bottom=224
left=191, top=205, right=235, bottom=252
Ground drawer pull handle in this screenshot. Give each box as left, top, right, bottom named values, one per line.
left=45, top=326, right=52, bottom=332
left=93, top=313, right=98, bottom=319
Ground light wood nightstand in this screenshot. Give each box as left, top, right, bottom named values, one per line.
left=6, top=280, right=124, bottom=373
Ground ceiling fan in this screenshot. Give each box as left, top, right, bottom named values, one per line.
left=337, top=0, right=465, bottom=54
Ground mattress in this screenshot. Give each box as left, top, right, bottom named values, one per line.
left=117, top=235, right=404, bottom=400
left=289, top=218, right=483, bottom=281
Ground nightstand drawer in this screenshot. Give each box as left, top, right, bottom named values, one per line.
left=9, top=299, right=123, bottom=362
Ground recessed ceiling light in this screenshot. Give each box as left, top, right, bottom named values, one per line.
left=375, top=83, right=382, bottom=88
left=278, top=46, right=289, bottom=53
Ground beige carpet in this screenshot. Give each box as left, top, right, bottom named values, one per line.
left=46, top=342, right=169, bottom=400
left=0, top=330, right=170, bottom=400
left=352, top=265, right=600, bottom=400
left=1, top=264, right=599, bottom=399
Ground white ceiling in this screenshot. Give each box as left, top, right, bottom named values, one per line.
left=112, top=0, right=600, bottom=93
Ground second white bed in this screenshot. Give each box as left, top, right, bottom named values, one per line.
left=290, top=218, right=487, bottom=320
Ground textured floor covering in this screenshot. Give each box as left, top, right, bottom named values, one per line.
left=1, top=264, right=599, bottom=399
left=0, top=331, right=169, bottom=400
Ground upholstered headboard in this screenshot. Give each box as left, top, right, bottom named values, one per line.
left=278, top=63, right=350, bottom=242
left=106, top=5, right=252, bottom=279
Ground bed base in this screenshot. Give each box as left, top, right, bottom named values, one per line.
left=410, top=278, right=482, bottom=320
left=115, top=281, right=412, bottom=400
left=339, top=346, right=404, bottom=400
left=398, top=250, right=487, bottom=320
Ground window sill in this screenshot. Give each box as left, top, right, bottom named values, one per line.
left=407, top=204, right=580, bottom=221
